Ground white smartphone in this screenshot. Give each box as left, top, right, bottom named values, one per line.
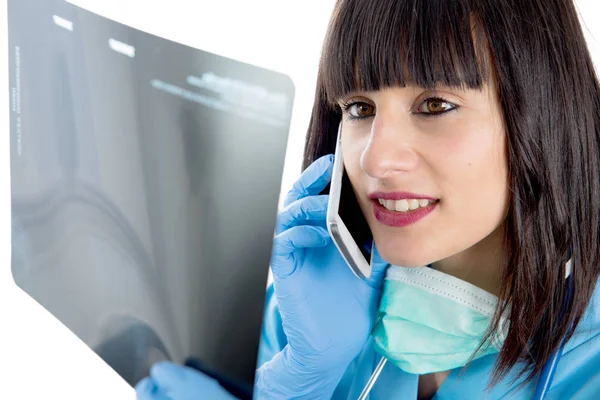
left=327, top=122, right=375, bottom=279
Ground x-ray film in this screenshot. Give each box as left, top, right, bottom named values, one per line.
left=8, top=0, right=294, bottom=393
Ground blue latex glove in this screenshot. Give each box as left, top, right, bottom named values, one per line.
left=135, top=361, right=237, bottom=400
left=254, top=154, right=389, bottom=398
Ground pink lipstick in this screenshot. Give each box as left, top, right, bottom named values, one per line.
left=369, top=192, right=438, bottom=227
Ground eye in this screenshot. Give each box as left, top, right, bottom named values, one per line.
left=415, top=97, right=457, bottom=116
left=341, top=101, right=376, bottom=120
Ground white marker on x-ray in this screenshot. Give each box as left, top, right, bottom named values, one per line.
left=109, top=38, right=136, bottom=58
left=53, top=15, right=73, bottom=31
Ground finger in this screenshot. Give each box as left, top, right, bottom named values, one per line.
left=143, top=389, right=171, bottom=400
left=135, top=377, right=157, bottom=399
left=150, top=361, right=216, bottom=390
left=271, top=225, right=331, bottom=278
left=142, top=388, right=171, bottom=400
left=150, top=361, right=234, bottom=400
left=276, top=195, right=328, bottom=235
left=150, top=361, right=190, bottom=387
left=284, top=154, right=334, bottom=207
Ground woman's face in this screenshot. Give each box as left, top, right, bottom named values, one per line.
left=339, top=83, right=509, bottom=269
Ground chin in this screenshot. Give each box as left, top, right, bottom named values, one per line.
left=376, top=242, right=434, bottom=268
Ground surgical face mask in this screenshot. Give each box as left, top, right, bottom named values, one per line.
left=371, top=265, right=506, bottom=375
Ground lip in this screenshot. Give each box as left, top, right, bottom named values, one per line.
left=372, top=199, right=438, bottom=227
left=369, top=192, right=437, bottom=201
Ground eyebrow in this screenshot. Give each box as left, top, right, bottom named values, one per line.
left=335, top=84, right=479, bottom=102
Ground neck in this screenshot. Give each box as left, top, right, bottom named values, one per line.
left=430, top=224, right=505, bottom=296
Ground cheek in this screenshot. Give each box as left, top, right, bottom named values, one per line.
left=433, top=115, right=507, bottom=186
left=376, top=127, right=509, bottom=267
left=341, top=132, right=367, bottom=178
left=435, top=124, right=509, bottom=224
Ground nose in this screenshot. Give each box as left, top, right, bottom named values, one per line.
left=360, top=117, right=419, bottom=179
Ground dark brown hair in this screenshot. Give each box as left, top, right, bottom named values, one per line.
left=302, top=0, right=600, bottom=387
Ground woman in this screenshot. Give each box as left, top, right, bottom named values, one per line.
left=136, top=0, right=600, bottom=398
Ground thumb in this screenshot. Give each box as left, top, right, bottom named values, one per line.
left=366, top=241, right=390, bottom=289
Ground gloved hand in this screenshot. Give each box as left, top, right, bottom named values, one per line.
left=254, top=154, right=389, bottom=398
left=135, top=361, right=237, bottom=400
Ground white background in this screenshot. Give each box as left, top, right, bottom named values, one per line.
left=0, top=1, right=599, bottom=398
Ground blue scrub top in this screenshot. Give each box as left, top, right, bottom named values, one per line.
left=256, top=281, right=600, bottom=399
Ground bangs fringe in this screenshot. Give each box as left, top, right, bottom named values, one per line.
left=321, top=0, right=493, bottom=104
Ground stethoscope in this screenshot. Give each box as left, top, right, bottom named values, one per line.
left=358, top=262, right=575, bottom=400
left=534, top=264, right=574, bottom=400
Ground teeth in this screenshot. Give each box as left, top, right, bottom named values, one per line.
left=378, top=198, right=434, bottom=212
left=395, top=200, right=409, bottom=212
left=408, top=199, right=419, bottom=210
